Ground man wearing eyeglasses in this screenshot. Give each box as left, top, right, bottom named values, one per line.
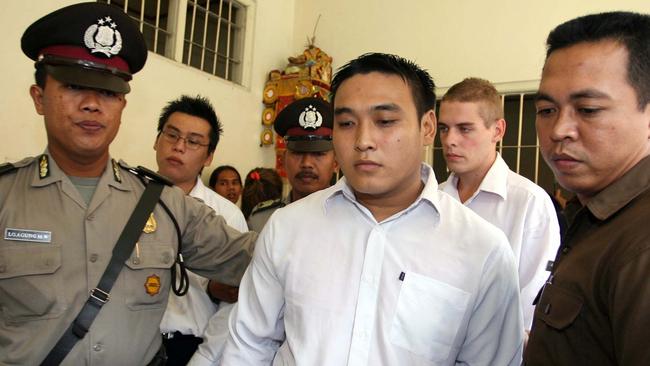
left=154, top=95, right=248, bottom=365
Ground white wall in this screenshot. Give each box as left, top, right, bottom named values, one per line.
left=294, top=0, right=650, bottom=92
left=1, top=0, right=295, bottom=184
left=3, top=0, right=650, bottom=177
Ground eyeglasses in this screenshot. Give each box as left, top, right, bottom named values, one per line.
left=160, top=129, right=210, bottom=150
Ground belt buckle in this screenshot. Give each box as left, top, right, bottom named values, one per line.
left=90, top=288, right=110, bottom=304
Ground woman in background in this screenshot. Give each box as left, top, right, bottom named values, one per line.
left=241, top=168, right=283, bottom=221
left=209, top=165, right=243, bottom=205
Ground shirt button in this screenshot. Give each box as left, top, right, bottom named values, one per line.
left=0, top=264, right=5, bottom=273
left=89, top=254, right=98, bottom=263
left=162, top=252, right=171, bottom=264
left=87, top=214, right=95, bottom=221
left=132, top=258, right=141, bottom=265
left=93, top=343, right=102, bottom=352
left=562, top=247, right=570, bottom=254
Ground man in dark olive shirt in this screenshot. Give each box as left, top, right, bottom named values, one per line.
left=524, top=11, right=650, bottom=366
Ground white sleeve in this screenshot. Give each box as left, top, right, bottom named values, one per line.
left=457, top=236, right=524, bottom=366
left=518, top=193, right=561, bottom=329
left=223, top=206, right=248, bottom=233
left=187, top=302, right=236, bottom=366
left=221, top=221, right=286, bottom=365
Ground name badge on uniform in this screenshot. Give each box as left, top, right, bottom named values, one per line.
left=4, top=228, right=52, bottom=243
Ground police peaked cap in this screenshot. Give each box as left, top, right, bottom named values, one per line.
left=21, top=3, right=148, bottom=94
left=274, top=97, right=333, bottom=152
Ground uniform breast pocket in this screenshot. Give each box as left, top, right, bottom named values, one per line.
left=123, top=243, right=174, bottom=311
left=390, top=271, right=470, bottom=363
left=535, top=282, right=583, bottom=330
left=0, top=243, right=66, bottom=323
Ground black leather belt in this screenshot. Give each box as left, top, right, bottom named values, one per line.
left=162, top=331, right=203, bottom=341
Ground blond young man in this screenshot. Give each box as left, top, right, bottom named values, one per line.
left=438, top=78, right=561, bottom=332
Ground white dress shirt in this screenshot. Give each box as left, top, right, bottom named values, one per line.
left=222, top=164, right=524, bottom=366
left=440, top=154, right=561, bottom=329
left=160, top=177, right=247, bottom=340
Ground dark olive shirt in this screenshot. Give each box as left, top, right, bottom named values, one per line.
left=524, top=155, right=650, bottom=366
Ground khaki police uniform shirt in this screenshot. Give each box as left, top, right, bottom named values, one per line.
left=246, top=195, right=290, bottom=233
left=0, top=154, right=256, bottom=365
left=524, top=155, right=650, bottom=366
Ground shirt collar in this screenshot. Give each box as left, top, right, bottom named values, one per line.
left=189, top=176, right=205, bottom=197
left=324, top=163, right=442, bottom=219
left=478, top=153, right=509, bottom=199
left=586, top=155, right=650, bottom=220
left=441, top=153, right=507, bottom=201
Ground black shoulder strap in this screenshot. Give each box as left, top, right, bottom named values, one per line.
left=40, top=180, right=165, bottom=366
left=0, top=163, right=17, bottom=176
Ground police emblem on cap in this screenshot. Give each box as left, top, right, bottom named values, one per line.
left=298, top=104, right=323, bottom=129
left=84, top=16, right=123, bottom=57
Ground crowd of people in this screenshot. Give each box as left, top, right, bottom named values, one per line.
left=1, top=3, right=649, bottom=366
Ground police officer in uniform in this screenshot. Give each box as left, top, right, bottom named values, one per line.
left=0, top=3, right=256, bottom=365
left=247, top=97, right=338, bottom=232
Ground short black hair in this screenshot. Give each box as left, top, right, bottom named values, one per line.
left=209, top=165, right=241, bottom=189
left=546, top=11, right=650, bottom=109
left=157, top=95, right=223, bottom=153
left=35, top=63, right=47, bottom=88
left=330, top=53, right=436, bottom=119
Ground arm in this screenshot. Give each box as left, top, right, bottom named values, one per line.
left=610, top=245, right=650, bottom=365
left=519, top=194, right=561, bottom=329
left=221, top=222, right=286, bottom=365
left=457, top=239, right=524, bottom=366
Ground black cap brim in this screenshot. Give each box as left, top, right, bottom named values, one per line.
left=45, top=64, right=130, bottom=94
left=287, top=139, right=333, bottom=152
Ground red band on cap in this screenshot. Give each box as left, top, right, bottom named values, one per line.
left=285, top=127, right=332, bottom=137
left=40, top=45, right=130, bottom=73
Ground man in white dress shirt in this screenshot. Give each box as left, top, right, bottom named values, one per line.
left=223, top=53, right=524, bottom=365
left=437, top=78, right=561, bottom=334
left=154, top=95, right=248, bottom=365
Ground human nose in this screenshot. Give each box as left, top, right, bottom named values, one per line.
left=80, top=90, right=101, bottom=113
left=172, top=136, right=187, bottom=152
left=299, top=153, right=315, bottom=168
left=548, top=109, right=578, bottom=142
left=354, top=121, right=376, bottom=152
left=442, top=129, right=457, bottom=148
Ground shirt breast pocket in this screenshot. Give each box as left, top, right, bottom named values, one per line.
left=535, top=282, right=583, bottom=330
left=0, top=243, right=66, bottom=323
left=390, top=271, right=470, bottom=362
left=123, top=242, right=174, bottom=311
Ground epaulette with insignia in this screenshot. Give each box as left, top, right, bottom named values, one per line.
left=0, top=162, right=17, bottom=176
left=250, top=199, right=285, bottom=216
left=117, top=160, right=173, bottom=186
left=0, top=156, right=39, bottom=177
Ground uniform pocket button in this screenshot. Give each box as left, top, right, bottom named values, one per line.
left=89, top=254, right=98, bottom=263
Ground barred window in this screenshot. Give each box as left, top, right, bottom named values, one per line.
left=431, top=92, right=556, bottom=194
left=98, top=0, right=246, bottom=84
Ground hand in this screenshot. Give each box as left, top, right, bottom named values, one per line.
left=208, top=281, right=239, bottom=303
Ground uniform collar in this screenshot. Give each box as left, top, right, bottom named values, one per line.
left=32, top=150, right=129, bottom=192
left=189, top=176, right=207, bottom=197
left=585, top=155, right=650, bottom=220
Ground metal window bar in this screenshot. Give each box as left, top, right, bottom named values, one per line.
left=102, top=0, right=169, bottom=56
left=186, top=0, right=199, bottom=66
left=516, top=93, right=524, bottom=174
left=224, top=0, right=233, bottom=79
left=199, top=0, right=211, bottom=71
left=211, top=0, right=224, bottom=75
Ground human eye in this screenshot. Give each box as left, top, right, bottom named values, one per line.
left=438, top=125, right=449, bottom=133
left=99, top=89, right=118, bottom=98
left=460, top=126, right=472, bottom=133
left=335, top=119, right=354, bottom=129
left=577, top=106, right=603, bottom=116
left=165, top=130, right=179, bottom=139
left=535, top=104, right=556, bottom=117
left=377, top=119, right=397, bottom=126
